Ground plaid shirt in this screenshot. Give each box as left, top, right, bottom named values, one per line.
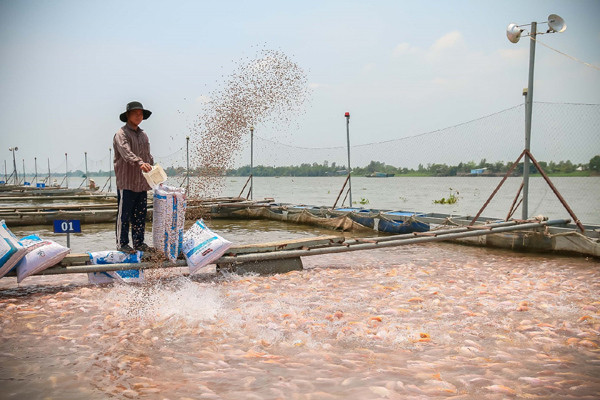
left=113, top=123, right=154, bottom=192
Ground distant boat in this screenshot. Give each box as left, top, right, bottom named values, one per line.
left=366, top=172, right=395, bottom=177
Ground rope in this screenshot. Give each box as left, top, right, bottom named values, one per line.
left=532, top=36, right=600, bottom=71
left=255, top=104, right=525, bottom=150
left=155, top=147, right=185, bottom=159
left=431, top=217, right=461, bottom=230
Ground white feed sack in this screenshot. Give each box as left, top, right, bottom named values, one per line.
left=152, top=184, right=186, bottom=262
left=87, top=250, right=144, bottom=284
left=182, top=219, right=232, bottom=275
left=16, top=234, right=70, bottom=283
left=0, top=220, right=27, bottom=278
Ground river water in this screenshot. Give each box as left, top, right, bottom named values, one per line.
left=1, top=176, right=599, bottom=399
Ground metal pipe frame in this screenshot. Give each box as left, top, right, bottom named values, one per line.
left=22, top=219, right=569, bottom=276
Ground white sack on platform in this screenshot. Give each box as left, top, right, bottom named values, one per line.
left=0, top=220, right=26, bottom=278
left=87, top=250, right=144, bottom=284
left=182, top=219, right=232, bottom=275
left=152, top=184, right=186, bottom=262
left=16, top=235, right=70, bottom=283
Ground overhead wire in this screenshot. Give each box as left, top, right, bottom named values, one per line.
left=532, top=36, right=600, bottom=71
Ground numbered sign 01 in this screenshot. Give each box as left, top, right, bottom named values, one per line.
left=54, top=220, right=81, bottom=233
left=53, top=220, right=81, bottom=248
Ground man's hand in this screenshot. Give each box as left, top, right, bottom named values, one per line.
left=140, top=163, right=153, bottom=173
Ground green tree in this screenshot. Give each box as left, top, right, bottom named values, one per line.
left=590, top=155, right=600, bottom=172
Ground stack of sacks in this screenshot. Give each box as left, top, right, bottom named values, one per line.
left=152, top=184, right=186, bottom=262
left=87, top=250, right=144, bottom=284
left=182, top=219, right=232, bottom=275
left=0, top=220, right=27, bottom=278
left=16, top=234, right=70, bottom=282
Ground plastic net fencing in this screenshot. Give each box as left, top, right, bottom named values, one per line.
left=15, top=102, right=596, bottom=179
left=183, top=101, right=597, bottom=222
left=231, top=102, right=599, bottom=170
left=18, top=102, right=595, bottom=221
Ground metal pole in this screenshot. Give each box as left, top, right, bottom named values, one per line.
left=471, top=149, right=526, bottom=226
left=525, top=149, right=585, bottom=233
left=186, top=136, right=190, bottom=194
left=237, top=175, right=252, bottom=198
left=345, top=112, right=352, bottom=206
left=522, top=21, right=536, bottom=220
left=47, top=158, right=50, bottom=185
left=216, top=219, right=571, bottom=264
left=3, top=160, right=6, bottom=183
left=66, top=232, right=71, bottom=249
left=11, top=148, right=18, bottom=185
left=22, top=159, right=25, bottom=185
left=108, top=148, right=112, bottom=192
left=34, top=157, right=37, bottom=186
left=84, top=152, right=88, bottom=189
left=250, top=126, right=254, bottom=200
left=13, top=219, right=569, bottom=276
left=332, top=173, right=350, bottom=209
left=65, top=153, right=68, bottom=188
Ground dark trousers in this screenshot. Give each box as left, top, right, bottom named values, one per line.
left=116, top=189, right=147, bottom=248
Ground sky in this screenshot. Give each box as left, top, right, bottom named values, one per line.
left=0, top=0, right=599, bottom=173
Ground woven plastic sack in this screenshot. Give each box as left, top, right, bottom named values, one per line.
left=16, top=235, right=70, bottom=283
left=182, top=219, right=232, bottom=274
left=87, top=250, right=144, bottom=284
left=152, top=184, right=186, bottom=262
left=0, top=220, right=27, bottom=278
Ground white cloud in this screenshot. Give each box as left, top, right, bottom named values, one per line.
left=498, top=47, right=528, bottom=61
left=430, top=31, right=464, bottom=53
left=392, top=42, right=418, bottom=57
left=363, top=62, right=376, bottom=72
left=431, top=77, right=450, bottom=86
left=430, top=76, right=466, bottom=90
left=392, top=32, right=465, bottom=61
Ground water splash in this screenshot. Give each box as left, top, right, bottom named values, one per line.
left=104, top=278, right=222, bottom=325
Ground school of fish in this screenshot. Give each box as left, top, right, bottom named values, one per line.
left=1, top=241, right=598, bottom=399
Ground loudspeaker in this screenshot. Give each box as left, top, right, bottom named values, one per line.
left=547, top=14, right=566, bottom=33
left=506, top=23, right=523, bottom=43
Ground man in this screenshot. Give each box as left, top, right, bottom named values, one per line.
left=113, top=101, right=154, bottom=254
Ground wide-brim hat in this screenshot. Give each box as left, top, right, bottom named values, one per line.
left=119, top=101, right=152, bottom=122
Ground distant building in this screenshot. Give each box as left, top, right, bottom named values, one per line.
left=470, top=168, right=487, bottom=175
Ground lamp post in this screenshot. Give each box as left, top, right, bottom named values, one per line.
left=22, top=159, right=25, bottom=185
left=249, top=126, right=254, bottom=200
left=8, top=147, right=18, bottom=185
left=34, top=157, right=37, bottom=186
left=506, top=14, right=566, bottom=220
left=344, top=112, right=352, bottom=206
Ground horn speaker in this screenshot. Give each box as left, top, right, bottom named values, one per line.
left=547, top=14, right=566, bottom=33
left=506, top=23, right=523, bottom=43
